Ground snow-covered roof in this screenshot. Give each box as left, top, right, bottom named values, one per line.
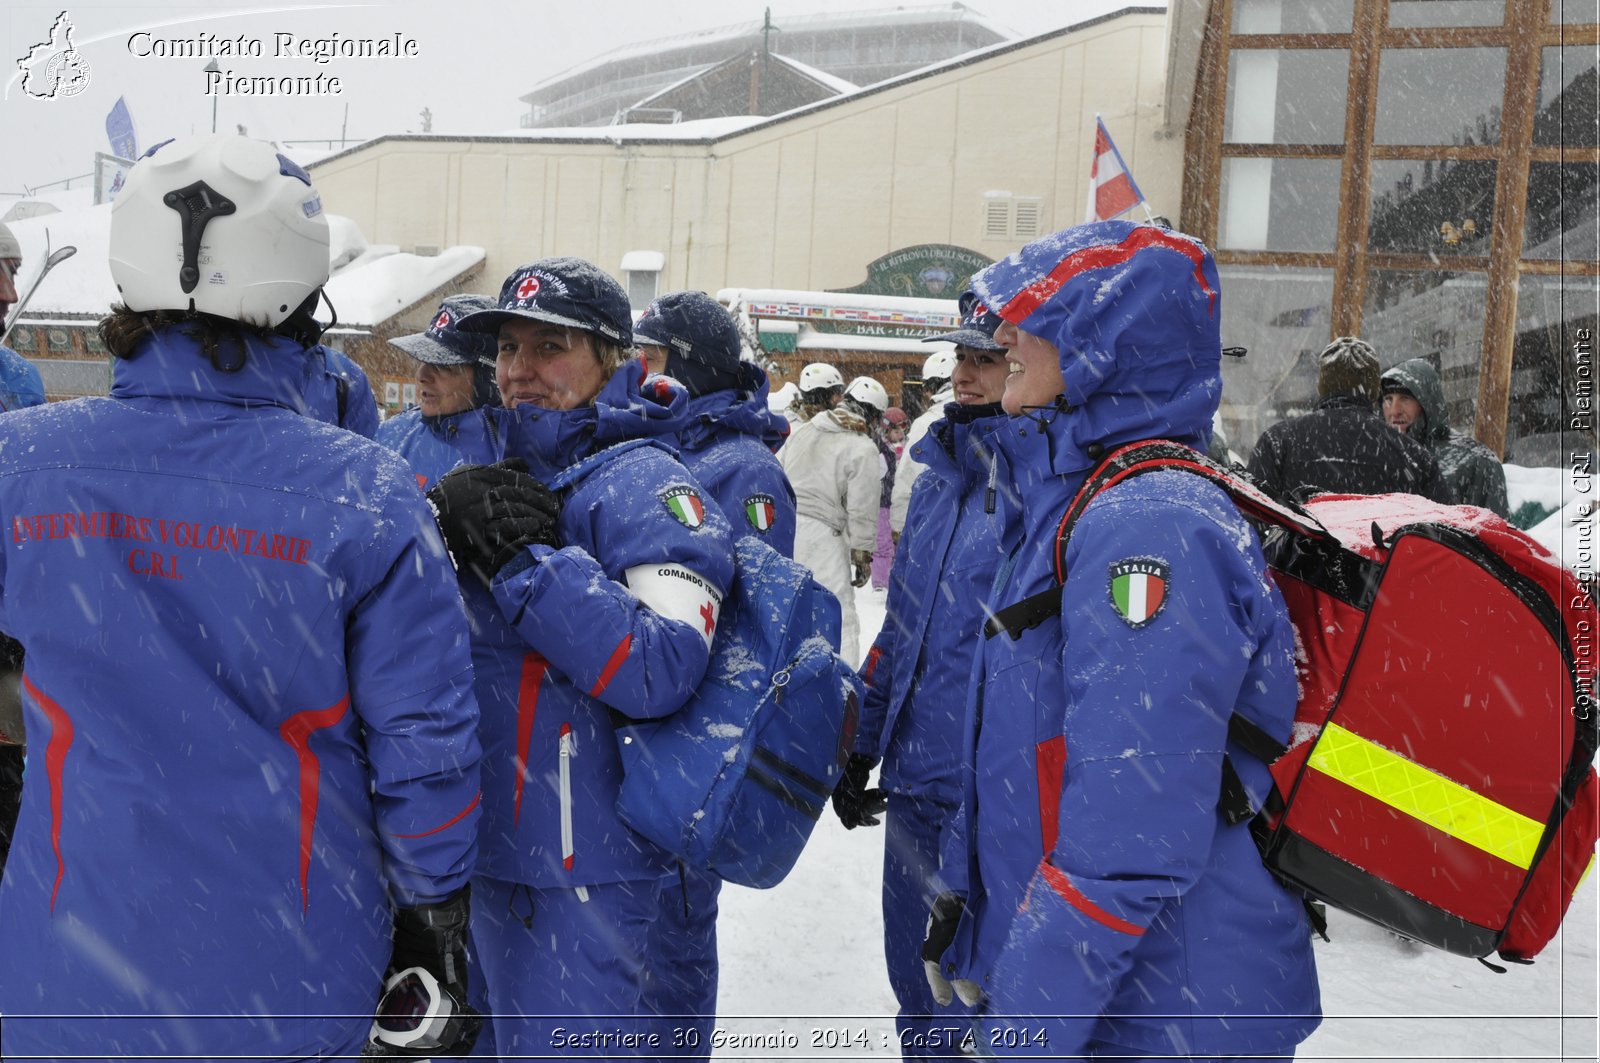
left=769, top=53, right=860, bottom=95
left=494, top=115, right=770, bottom=143
left=308, top=8, right=1163, bottom=169
left=2, top=202, right=482, bottom=326
left=521, top=3, right=1019, bottom=98
left=325, top=245, right=486, bottom=326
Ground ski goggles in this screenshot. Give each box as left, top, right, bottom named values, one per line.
left=370, top=966, right=461, bottom=1052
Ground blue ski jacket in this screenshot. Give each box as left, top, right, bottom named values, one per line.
left=452, top=359, right=735, bottom=887
left=943, top=223, right=1320, bottom=1058
left=306, top=344, right=380, bottom=438
left=675, top=368, right=796, bottom=557
left=0, top=326, right=481, bottom=1060
left=376, top=407, right=478, bottom=490
left=855, top=401, right=1011, bottom=805
left=0, top=345, right=45, bottom=411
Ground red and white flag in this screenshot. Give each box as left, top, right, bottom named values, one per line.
left=1084, top=116, right=1147, bottom=224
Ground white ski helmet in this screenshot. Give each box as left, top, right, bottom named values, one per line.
left=921, top=347, right=956, bottom=383
left=110, top=134, right=329, bottom=328
left=799, top=362, right=845, bottom=391
left=844, top=375, right=890, bottom=413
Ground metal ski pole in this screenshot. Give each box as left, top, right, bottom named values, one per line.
left=0, top=232, right=78, bottom=350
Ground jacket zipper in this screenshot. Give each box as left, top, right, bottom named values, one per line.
left=558, top=723, right=588, bottom=901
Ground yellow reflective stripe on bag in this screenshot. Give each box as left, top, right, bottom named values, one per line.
left=1306, top=723, right=1545, bottom=870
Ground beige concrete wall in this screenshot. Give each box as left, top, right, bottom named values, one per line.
left=308, top=11, right=1178, bottom=300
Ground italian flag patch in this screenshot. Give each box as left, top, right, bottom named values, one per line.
left=744, top=493, right=776, bottom=533
left=1108, top=558, right=1169, bottom=628
left=661, top=485, right=706, bottom=528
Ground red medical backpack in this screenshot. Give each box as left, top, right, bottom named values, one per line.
left=990, top=440, right=1598, bottom=963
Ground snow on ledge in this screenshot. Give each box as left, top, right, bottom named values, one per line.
left=325, top=245, right=485, bottom=326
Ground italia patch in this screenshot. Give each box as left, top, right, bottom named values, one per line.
left=661, top=485, right=706, bottom=528
left=744, top=493, right=777, bottom=533
left=1108, top=558, right=1169, bottom=628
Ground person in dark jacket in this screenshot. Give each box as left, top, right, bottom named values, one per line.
left=1382, top=357, right=1510, bottom=517
left=934, top=220, right=1320, bottom=1060
left=430, top=259, right=735, bottom=1056
left=632, top=288, right=794, bottom=1057
left=835, top=289, right=1014, bottom=1060
left=1247, top=336, right=1453, bottom=504
left=0, top=134, right=483, bottom=1061
left=376, top=293, right=500, bottom=488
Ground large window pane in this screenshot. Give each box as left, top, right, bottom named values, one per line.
left=1363, top=270, right=1488, bottom=431
left=1374, top=48, right=1507, bottom=145
left=1233, top=0, right=1354, bottom=32
left=1553, top=0, right=1600, bottom=22
left=1388, top=0, right=1505, bottom=27
left=1534, top=46, right=1600, bottom=147
left=1368, top=158, right=1497, bottom=254
left=1219, top=158, right=1343, bottom=251
left=1510, top=274, right=1600, bottom=465
left=1216, top=265, right=1337, bottom=454
left=1226, top=49, right=1351, bottom=143
left=1525, top=162, right=1600, bottom=260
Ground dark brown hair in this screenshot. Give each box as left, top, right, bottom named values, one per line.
left=99, top=304, right=277, bottom=371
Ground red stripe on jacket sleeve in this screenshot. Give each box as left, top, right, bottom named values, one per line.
left=514, top=653, right=549, bottom=825
left=21, top=675, right=75, bottom=912
left=861, top=645, right=884, bottom=688
left=589, top=634, right=632, bottom=698
left=279, top=695, right=352, bottom=914
left=1038, top=859, right=1146, bottom=937
left=1035, top=736, right=1066, bottom=856
left=391, top=791, right=481, bottom=839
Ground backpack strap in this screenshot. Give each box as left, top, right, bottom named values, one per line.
left=980, top=440, right=1314, bottom=824
left=983, top=440, right=1332, bottom=640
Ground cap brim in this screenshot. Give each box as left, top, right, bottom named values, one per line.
left=388, top=332, right=480, bottom=366
left=632, top=325, right=670, bottom=348
left=924, top=328, right=1003, bottom=350
left=457, top=306, right=605, bottom=336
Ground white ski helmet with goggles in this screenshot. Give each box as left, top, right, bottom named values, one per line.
left=109, top=134, right=329, bottom=328
left=844, top=375, right=890, bottom=413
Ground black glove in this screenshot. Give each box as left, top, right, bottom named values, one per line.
left=922, top=891, right=982, bottom=1007
left=831, top=753, right=887, bottom=829
left=371, top=887, right=481, bottom=1057
left=850, top=549, right=874, bottom=588
left=426, top=458, right=561, bottom=589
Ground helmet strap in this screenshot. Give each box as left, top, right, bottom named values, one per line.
left=276, top=288, right=334, bottom=348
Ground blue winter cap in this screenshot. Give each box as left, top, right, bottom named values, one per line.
left=459, top=257, right=633, bottom=347
left=923, top=290, right=1004, bottom=351
left=633, top=290, right=744, bottom=396
left=389, top=294, right=498, bottom=366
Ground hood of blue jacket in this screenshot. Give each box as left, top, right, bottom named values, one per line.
left=970, top=221, right=1223, bottom=477
left=488, top=357, right=687, bottom=480
left=111, top=326, right=322, bottom=413
left=678, top=367, right=788, bottom=454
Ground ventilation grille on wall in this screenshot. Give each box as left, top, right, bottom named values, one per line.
left=982, top=194, right=1046, bottom=240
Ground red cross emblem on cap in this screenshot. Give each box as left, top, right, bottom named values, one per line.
left=516, top=276, right=541, bottom=301
left=434, top=311, right=450, bottom=329
left=974, top=301, right=990, bottom=316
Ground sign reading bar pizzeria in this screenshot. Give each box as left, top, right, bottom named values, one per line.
left=833, top=244, right=994, bottom=300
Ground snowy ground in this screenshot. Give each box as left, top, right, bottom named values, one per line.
left=713, top=584, right=1600, bottom=1061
